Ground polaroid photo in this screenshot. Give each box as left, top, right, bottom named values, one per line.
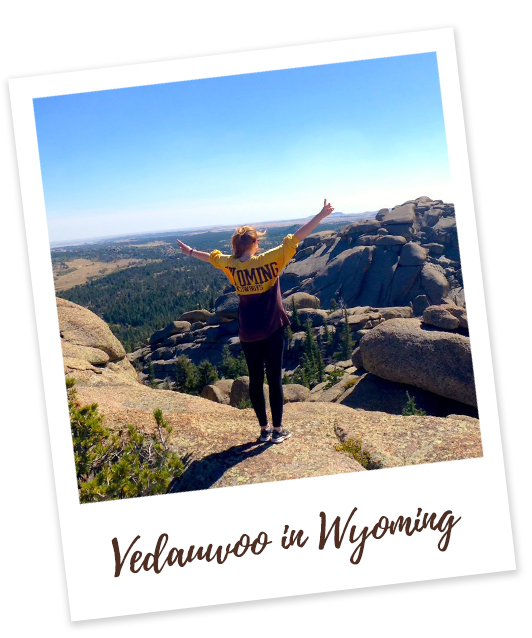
left=9, top=28, right=515, bottom=621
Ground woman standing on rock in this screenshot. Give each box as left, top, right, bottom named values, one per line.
left=177, top=199, right=334, bottom=444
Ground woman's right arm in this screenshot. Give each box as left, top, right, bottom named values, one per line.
left=176, top=240, right=212, bottom=263
left=294, top=199, right=334, bottom=242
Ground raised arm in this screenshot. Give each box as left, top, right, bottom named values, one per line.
left=294, top=199, right=335, bottom=242
left=176, top=239, right=211, bottom=263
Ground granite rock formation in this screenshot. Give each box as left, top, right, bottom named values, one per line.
left=57, top=298, right=138, bottom=386
left=282, top=196, right=464, bottom=308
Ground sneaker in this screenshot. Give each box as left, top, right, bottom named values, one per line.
left=271, top=428, right=292, bottom=444
left=259, top=425, right=273, bottom=442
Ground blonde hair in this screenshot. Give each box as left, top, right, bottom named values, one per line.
left=231, top=225, right=267, bottom=259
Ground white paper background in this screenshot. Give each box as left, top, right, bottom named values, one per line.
left=2, top=1, right=528, bottom=635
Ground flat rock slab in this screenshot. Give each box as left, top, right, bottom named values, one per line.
left=74, top=384, right=483, bottom=491
left=335, top=409, right=482, bottom=468
left=75, top=385, right=366, bottom=493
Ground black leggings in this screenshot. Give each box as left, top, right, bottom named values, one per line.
left=240, top=326, right=285, bottom=428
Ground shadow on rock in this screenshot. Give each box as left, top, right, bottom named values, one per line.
left=167, top=440, right=271, bottom=493
left=339, top=373, right=479, bottom=418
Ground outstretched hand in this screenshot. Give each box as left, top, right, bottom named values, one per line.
left=320, top=199, right=334, bottom=217
left=176, top=239, right=191, bottom=255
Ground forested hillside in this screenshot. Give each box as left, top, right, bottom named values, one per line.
left=58, top=257, right=226, bottom=351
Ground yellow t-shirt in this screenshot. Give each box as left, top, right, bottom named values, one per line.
left=209, top=234, right=300, bottom=295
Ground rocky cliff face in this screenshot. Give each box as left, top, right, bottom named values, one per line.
left=282, top=196, right=464, bottom=308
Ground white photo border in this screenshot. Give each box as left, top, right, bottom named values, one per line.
left=9, top=28, right=515, bottom=622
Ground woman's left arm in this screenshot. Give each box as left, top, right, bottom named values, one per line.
left=294, top=199, right=334, bottom=241
left=176, top=239, right=211, bottom=263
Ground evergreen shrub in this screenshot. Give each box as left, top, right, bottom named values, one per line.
left=67, top=378, right=184, bottom=503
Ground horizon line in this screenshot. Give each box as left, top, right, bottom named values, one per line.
left=49, top=209, right=380, bottom=248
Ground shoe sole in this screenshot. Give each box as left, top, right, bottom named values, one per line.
left=272, top=432, right=292, bottom=443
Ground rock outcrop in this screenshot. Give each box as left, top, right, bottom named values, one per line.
left=57, top=298, right=138, bottom=386
left=358, top=318, right=477, bottom=406
left=282, top=196, right=463, bottom=309
left=73, top=384, right=482, bottom=491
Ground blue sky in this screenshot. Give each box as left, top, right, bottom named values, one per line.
left=34, top=53, right=451, bottom=243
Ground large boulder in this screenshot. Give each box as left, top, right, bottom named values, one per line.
left=229, top=376, right=250, bottom=407
left=57, top=297, right=125, bottom=360
left=399, top=242, right=428, bottom=266
left=383, top=224, right=414, bottom=240
left=420, top=263, right=450, bottom=304
left=422, top=242, right=445, bottom=255
left=381, top=203, right=416, bottom=226
left=150, top=321, right=191, bottom=346
left=344, top=220, right=381, bottom=236
left=296, top=308, right=329, bottom=327
left=57, top=298, right=139, bottom=387
left=229, top=376, right=270, bottom=407
left=359, top=318, right=477, bottom=406
left=283, top=384, right=311, bottom=403
left=423, top=208, right=443, bottom=226
left=422, top=306, right=460, bottom=330
left=282, top=292, right=320, bottom=310
left=375, top=235, right=407, bottom=246
left=201, top=378, right=234, bottom=404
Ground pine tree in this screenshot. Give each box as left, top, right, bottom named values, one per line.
left=291, top=296, right=301, bottom=331
left=402, top=391, right=427, bottom=416
left=284, top=324, right=293, bottom=348
left=197, top=359, right=218, bottom=390
left=295, top=318, right=325, bottom=387
left=221, top=345, right=249, bottom=379
left=173, top=355, right=199, bottom=394
left=221, top=344, right=232, bottom=377
left=67, top=378, right=184, bottom=503
left=292, top=366, right=309, bottom=388
left=323, top=321, right=333, bottom=347
left=235, top=351, right=249, bottom=377
left=339, top=302, right=354, bottom=359
left=316, top=341, right=325, bottom=383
